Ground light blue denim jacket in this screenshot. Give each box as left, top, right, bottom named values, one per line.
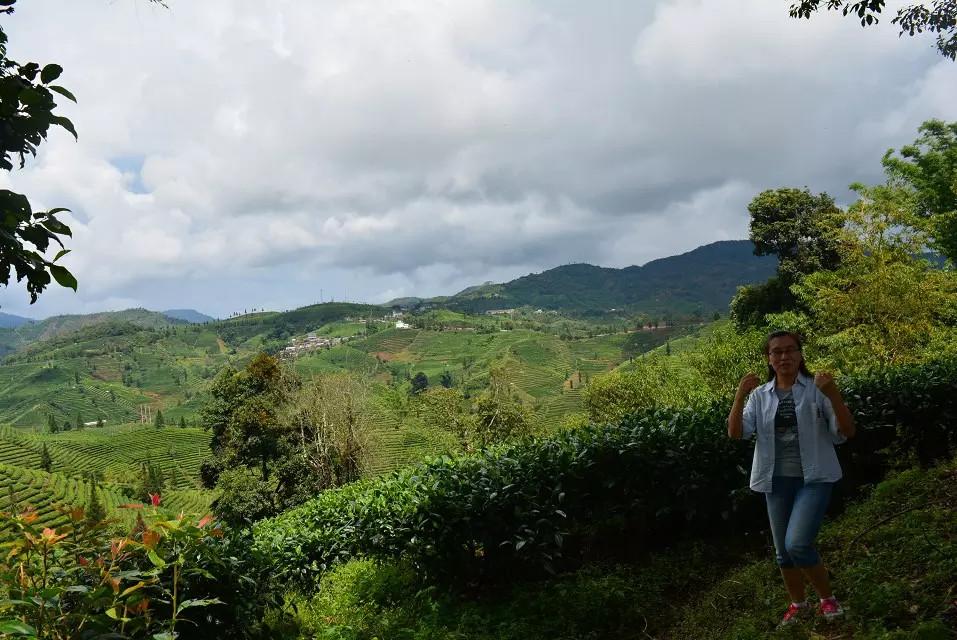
left=741, top=373, right=846, bottom=493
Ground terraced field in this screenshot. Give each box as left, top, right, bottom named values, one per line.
left=0, top=463, right=131, bottom=530
left=0, top=425, right=209, bottom=490
left=351, top=328, right=422, bottom=356
left=294, top=346, right=383, bottom=376
left=364, top=403, right=406, bottom=476
left=0, top=462, right=215, bottom=537
left=0, top=365, right=148, bottom=428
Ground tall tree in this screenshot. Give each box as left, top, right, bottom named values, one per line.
left=780, top=181, right=957, bottom=368
left=439, top=370, right=453, bottom=388
left=882, top=119, right=957, bottom=262
left=789, top=1, right=957, bottom=60
left=471, top=364, right=532, bottom=449
left=39, top=442, right=52, bottom=472
left=731, top=188, right=844, bottom=328
left=276, top=372, right=373, bottom=508
left=84, top=472, right=106, bottom=526
left=410, top=371, right=429, bottom=396
left=201, top=353, right=290, bottom=481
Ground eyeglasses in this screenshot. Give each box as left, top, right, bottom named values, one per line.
left=769, top=347, right=802, bottom=358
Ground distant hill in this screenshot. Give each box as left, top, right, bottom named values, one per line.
left=0, top=312, right=33, bottom=329
left=393, top=240, right=776, bottom=315
left=0, top=308, right=186, bottom=357
left=382, top=297, right=423, bottom=309
left=0, top=302, right=386, bottom=429
left=162, top=309, right=215, bottom=324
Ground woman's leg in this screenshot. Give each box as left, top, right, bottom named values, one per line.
left=783, top=482, right=834, bottom=598
left=802, top=563, right=832, bottom=599
left=780, top=567, right=807, bottom=602
left=766, top=477, right=805, bottom=601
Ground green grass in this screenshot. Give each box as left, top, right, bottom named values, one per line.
left=272, top=458, right=957, bottom=639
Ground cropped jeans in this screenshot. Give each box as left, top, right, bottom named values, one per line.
left=765, top=476, right=833, bottom=569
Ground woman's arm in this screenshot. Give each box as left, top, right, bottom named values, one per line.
left=728, top=372, right=760, bottom=439
left=814, top=371, right=855, bottom=438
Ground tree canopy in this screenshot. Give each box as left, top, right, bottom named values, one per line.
left=882, top=119, right=957, bottom=262
left=731, top=187, right=844, bottom=328
left=0, top=1, right=78, bottom=305
left=789, top=1, right=957, bottom=60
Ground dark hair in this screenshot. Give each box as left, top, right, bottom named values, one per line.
left=764, top=330, right=812, bottom=382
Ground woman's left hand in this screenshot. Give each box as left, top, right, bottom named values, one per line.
left=814, top=371, right=838, bottom=396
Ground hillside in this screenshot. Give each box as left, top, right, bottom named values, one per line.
left=0, top=303, right=389, bottom=430
left=0, top=308, right=187, bottom=357
left=390, top=240, right=776, bottom=315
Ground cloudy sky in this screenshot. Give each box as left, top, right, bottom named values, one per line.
left=0, top=0, right=955, bottom=319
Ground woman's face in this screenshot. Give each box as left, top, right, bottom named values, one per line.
left=767, top=335, right=802, bottom=378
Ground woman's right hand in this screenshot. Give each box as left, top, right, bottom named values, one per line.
left=736, top=372, right=761, bottom=399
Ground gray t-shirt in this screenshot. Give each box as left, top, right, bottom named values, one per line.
left=773, top=389, right=803, bottom=477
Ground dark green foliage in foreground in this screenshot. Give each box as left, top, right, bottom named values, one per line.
left=254, top=360, right=957, bottom=589
left=273, top=457, right=957, bottom=639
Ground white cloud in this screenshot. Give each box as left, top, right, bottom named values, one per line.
left=0, top=0, right=955, bottom=318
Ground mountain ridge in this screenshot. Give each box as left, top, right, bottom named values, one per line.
left=0, top=312, right=33, bottom=329
left=388, top=240, right=775, bottom=315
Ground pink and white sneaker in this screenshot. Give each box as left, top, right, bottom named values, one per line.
left=818, top=597, right=845, bottom=622
left=778, top=602, right=812, bottom=628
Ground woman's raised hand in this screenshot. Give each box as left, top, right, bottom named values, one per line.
left=736, top=372, right=761, bottom=398
left=814, top=371, right=838, bottom=396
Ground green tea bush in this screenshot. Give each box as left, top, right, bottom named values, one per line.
left=254, top=361, right=957, bottom=589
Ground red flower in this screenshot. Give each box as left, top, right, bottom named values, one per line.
left=149, top=493, right=161, bottom=507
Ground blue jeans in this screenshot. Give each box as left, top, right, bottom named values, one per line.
left=765, top=476, right=833, bottom=569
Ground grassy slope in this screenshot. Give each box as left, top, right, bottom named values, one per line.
left=275, top=458, right=957, bottom=639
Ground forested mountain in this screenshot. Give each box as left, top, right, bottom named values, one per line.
left=391, top=240, right=776, bottom=315
left=162, top=308, right=216, bottom=324
left=0, top=312, right=33, bottom=328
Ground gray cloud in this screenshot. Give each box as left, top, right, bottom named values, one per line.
left=0, top=0, right=955, bottom=318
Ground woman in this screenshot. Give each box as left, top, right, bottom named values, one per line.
left=727, top=330, right=856, bottom=627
